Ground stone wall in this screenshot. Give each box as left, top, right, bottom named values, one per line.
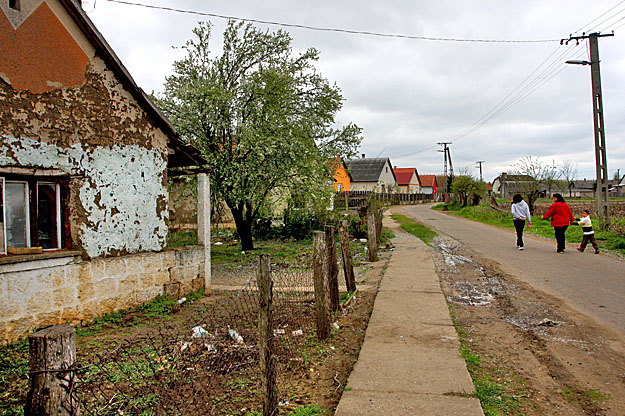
left=0, top=247, right=205, bottom=342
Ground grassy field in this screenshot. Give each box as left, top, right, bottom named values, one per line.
left=435, top=203, right=625, bottom=255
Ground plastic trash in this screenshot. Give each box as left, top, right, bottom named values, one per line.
left=332, top=322, right=340, bottom=329
left=192, top=326, right=209, bottom=338
left=273, top=329, right=286, bottom=336
left=292, top=329, right=303, bottom=336
left=229, top=328, right=244, bottom=343
left=177, top=297, right=187, bottom=305
left=214, top=241, right=223, bottom=245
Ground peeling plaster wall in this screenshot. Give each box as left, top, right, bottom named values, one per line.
left=0, top=57, right=172, bottom=258
left=0, top=136, right=168, bottom=257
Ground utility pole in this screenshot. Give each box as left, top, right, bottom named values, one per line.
left=563, top=32, right=613, bottom=228
left=476, top=161, right=484, bottom=182
left=438, top=142, right=454, bottom=193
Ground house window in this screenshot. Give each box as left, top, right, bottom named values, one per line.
left=337, top=183, right=342, bottom=192
left=37, top=182, right=61, bottom=249
left=5, top=181, right=30, bottom=248
left=9, top=0, right=20, bottom=10
left=1, top=176, right=67, bottom=253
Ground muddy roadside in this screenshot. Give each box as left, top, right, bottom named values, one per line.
left=432, top=234, right=625, bottom=415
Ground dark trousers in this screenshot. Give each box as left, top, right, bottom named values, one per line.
left=513, top=219, right=525, bottom=247
left=554, top=226, right=568, bottom=252
left=580, top=234, right=599, bottom=252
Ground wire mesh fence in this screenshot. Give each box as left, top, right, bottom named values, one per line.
left=75, top=264, right=318, bottom=415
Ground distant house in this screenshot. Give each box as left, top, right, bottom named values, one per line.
left=346, top=156, right=397, bottom=193
left=0, top=0, right=207, bottom=341
left=329, top=157, right=351, bottom=192
left=393, top=167, right=421, bottom=194
left=569, top=179, right=623, bottom=198
left=419, top=175, right=438, bottom=200
left=492, top=173, right=536, bottom=199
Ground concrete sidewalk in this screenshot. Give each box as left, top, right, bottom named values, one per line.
left=335, top=212, right=484, bottom=415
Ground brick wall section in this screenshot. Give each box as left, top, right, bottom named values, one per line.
left=0, top=247, right=205, bottom=342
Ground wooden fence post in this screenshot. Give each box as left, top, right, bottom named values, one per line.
left=375, top=208, right=384, bottom=244
left=339, top=220, right=356, bottom=293
left=366, top=205, right=378, bottom=262
left=257, top=254, right=277, bottom=416
left=325, top=225, right=340, bottom=311
left=25, top=324, right=80, bottom=416
left=313, top=231, right=332, bottom=340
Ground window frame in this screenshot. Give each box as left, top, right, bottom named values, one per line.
left=5, top=180, right=31, bottom=249
left=0, top=174, right=69, bottom=254
left=37, top=181, right=62, bottom=250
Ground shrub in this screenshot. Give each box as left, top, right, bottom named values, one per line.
left=282, top=208, right=321, bottom=240
left=347, top=211, right=367, bottom=239
left=252, top=217, right=275, bottom=239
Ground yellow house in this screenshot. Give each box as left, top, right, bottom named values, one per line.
left=329, top=157, right=351, bottom=192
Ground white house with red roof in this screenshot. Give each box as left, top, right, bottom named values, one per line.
left=419, top=175, right=438, bottom=199
left=393, top=167, right=421, bottom=194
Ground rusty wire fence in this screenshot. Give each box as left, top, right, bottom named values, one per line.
left=76, top=266, right=317, bottom=415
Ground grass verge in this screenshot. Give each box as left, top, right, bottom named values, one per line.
left=448, top=305, right=521, bottom=416
left=391, top=214, right=437, bottom=246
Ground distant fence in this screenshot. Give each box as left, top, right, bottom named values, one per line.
left=335, top=191, right=434, bottom=209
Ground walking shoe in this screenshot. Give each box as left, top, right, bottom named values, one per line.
left=518, top=246, right=524, bottom=250
left=557, top=250, right=564, bottom=253
left=577, top=248, right=583, bottom=252
left=595, top=250, right=600, bottom=254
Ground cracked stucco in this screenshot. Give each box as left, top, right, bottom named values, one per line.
left=0, top=135, right=168, bottom=258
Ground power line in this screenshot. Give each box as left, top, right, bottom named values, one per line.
left=104, top=0, right=560, bottom=44
left=573, top=0, right=625, bottom=34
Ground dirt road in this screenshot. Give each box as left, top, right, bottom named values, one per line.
left=397, top=204, right=625, bottom=414
left=402, top=204, right=625, bottom=334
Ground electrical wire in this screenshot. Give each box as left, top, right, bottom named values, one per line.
left=572, top=0, right=625, bottom=34
left=104, top=0, right=560, bottom=44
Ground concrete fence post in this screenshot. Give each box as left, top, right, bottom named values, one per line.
left=198, top=173, right=211, bottom=291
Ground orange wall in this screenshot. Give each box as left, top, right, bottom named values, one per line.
left=0, top=2, right=89, bottom=93
left=334, top=163, right=350, bottom=192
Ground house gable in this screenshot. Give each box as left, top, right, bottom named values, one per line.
left=0, top=0, right=92, bottom=93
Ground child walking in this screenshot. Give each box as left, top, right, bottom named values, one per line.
left=576, top=209, right=600, bottom=254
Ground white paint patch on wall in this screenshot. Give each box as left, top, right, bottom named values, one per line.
left=0, top=135, right=168, bottom=257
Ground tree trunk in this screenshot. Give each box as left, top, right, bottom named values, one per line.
left=230, top=206, right=254, bottom=251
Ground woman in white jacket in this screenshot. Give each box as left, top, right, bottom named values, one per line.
left=511, top=194, right=531, bottom=250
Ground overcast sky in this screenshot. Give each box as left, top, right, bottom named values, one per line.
left=85, top=0, right=625, bottom=182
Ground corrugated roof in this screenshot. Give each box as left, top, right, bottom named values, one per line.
left=346, top=158, right=393, bottom=182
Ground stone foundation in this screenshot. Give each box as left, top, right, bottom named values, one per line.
left=0, top=246, right=205, bottom=342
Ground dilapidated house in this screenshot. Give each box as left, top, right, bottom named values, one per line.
left=0, top=0, right=208, bottom=341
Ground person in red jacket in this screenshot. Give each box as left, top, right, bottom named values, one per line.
left=542, top=193, right=575, bottom=253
